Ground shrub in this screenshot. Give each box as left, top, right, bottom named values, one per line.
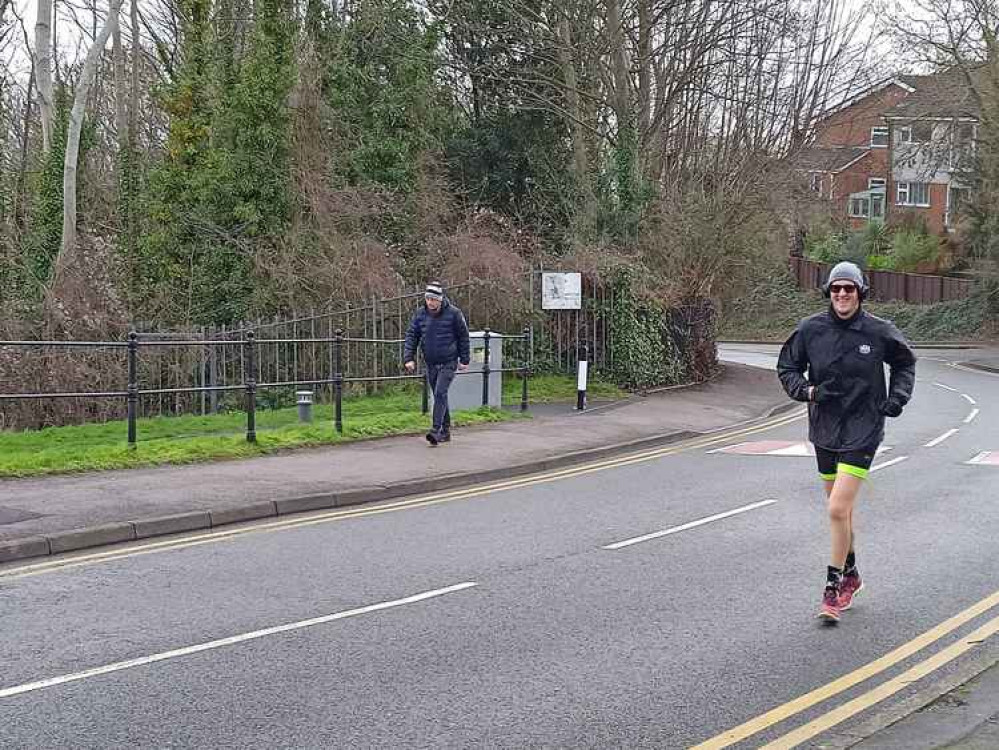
left=861, top=222, right=891, bottom=257
left=892, top=231, right=942, bottom=272
left=806, top=232, right=846, bottom=263
left=866, top=254, right=894, bottom=270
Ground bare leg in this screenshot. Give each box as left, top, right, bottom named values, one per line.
left=828, top=473, right=863, bottom=569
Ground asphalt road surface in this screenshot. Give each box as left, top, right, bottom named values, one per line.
left=2, top=347, right=998, bottom=749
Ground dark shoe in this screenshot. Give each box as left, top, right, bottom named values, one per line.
left=438, top=432, right=451, bottom=443
left=838, top=570, right=864, bottom=611
left=818, top=584, right=841, bottom=623
left=425, top=432, right=439, bottom=446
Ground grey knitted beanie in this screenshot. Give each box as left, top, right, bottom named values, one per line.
left=827, top=262, right=864, bottom=287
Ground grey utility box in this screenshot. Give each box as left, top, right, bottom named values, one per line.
left=432, top=331, right=504, bottom=411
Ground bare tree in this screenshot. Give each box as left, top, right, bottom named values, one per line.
left=57, top=0, right=125, bottom=268
left=34, top=0, right=55, bottom=152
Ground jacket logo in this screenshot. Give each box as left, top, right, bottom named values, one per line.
left=859, top=344, right=871, bottom=354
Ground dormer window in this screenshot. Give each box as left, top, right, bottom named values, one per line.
left=870, top=127, right=889, bottom=147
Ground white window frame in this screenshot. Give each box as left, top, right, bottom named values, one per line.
left=896, top=181, right=931, bottom=207
left=870, top=127, right=889, bottom=148
left=868, top=178, right=886, bottom=189
left=810, top=173, right=821, bottom=193
left=849, top=197, right=870, bottom=218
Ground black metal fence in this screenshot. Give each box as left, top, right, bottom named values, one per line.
left=0, top=328, right=532, bottom=444
left=0, top=268, right=711, bottom=431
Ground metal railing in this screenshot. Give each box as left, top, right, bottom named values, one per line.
left=0, top=327, right=533, bottom=445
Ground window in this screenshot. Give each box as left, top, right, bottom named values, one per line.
left=810, top=173, right=822, bottom=193
left=896, top=181, right=930, bottom=206
left=868, top=178, right=886, bottom=189
left=900, top=122, right=933, bottom=144
left=871, top=193, right=885, bottom=219
left=849, top=197, right=870, bottom=218
left=870, top=127, right=889, bottom=147
left=955, top=123, right=975, bottom=143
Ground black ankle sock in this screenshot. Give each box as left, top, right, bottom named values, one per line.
left=826, top=566, right=843, bottom=588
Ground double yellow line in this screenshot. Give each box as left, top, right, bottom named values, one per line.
left=7, top=403, right=997, bottom=745
left=0, top=408, right=804, bottom=580
left=694, top=590, right=999, bottom=748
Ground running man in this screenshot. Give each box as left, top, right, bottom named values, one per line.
left=777, top=261, right=916, bottom=622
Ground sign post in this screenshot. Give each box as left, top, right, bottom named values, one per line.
left=541, top=272, right=582, bottom=310
left=541, top=272, right=585, bottom=409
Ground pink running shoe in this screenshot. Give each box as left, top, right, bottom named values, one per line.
left=818, top=585, right=841, bottom=622
left=838, top=571, right=864, bottom=611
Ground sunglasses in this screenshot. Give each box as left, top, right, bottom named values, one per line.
left=829, top=284, right=858, bottom=295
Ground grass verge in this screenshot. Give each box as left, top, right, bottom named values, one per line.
left=0, top=374, right=625, bottom=478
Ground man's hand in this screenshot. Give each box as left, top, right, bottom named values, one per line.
left=457, top=362, right=469, bottom=372
left=812, top=379, right=843, bottom=403
left=881, top=399, right=903, bottom=418
left=404, top=361, right=416, bottom=373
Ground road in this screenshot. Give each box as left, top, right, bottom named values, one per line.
left=2, top=346, right=998, bottom=749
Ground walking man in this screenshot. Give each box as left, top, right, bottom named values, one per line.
left=777, top=262, right=916, bottom=623
left=404, top=282, right=471, bottom=446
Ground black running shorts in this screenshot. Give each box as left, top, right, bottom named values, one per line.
left=814, top=445, right=877, bottom=481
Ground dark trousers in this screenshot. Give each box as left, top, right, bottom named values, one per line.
left=427, top=362, right=457, bottom=435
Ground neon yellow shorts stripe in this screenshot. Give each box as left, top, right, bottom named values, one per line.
left=819, top=472, right=837, bottom=482
left=838, top=463, right=869, bottom=479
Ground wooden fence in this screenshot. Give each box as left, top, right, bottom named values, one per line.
left=789, top=257, right=974, bottom=304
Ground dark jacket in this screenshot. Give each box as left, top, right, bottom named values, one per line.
left=403, top=299, right=471, bottom=366
left=777, top=307, right=916, bottom=451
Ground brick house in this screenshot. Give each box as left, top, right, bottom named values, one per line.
left=795, top=70, right=977, bottom=236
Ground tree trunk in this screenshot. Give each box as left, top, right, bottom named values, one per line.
left=555, top=14, right=592, bottom=205
left=33, top=0, right=54, bottom=152
left=112, top=9, right=127, bottom=167
left=14, top=68, right=35, bottom=231
left=637, top=0, right=651, bottom=139
left=129, top=0, right=139, bottom=145
left=57, top=0, right=125, bottom=268
left=126, top=0, right=140, bottom=253
left=605, top=0, right=632, bottom=131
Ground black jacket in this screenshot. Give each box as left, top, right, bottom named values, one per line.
left=777, top=307, right=916, bottom=451
left=403, top=299, right=471, bottom=366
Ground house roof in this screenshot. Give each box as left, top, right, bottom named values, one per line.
left=812, top=77, right=916, bottom=124
left=791, top=147, right=869, bottom=173
left=882, top=67, right=981, bottom=121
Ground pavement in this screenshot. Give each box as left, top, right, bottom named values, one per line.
left=3, top=345, right=999, bottom=749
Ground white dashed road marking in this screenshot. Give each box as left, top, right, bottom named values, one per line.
left=964, top=409, right=979, bottom=424
left=0, top=582, right=478, bottom=699
left=602, top=500, right=777, bottom=550
left=870, top=456, right=908, bottom=473
left=962, top=393, right=977, bottom=405
left=924, top=429, right=959, bottom=448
